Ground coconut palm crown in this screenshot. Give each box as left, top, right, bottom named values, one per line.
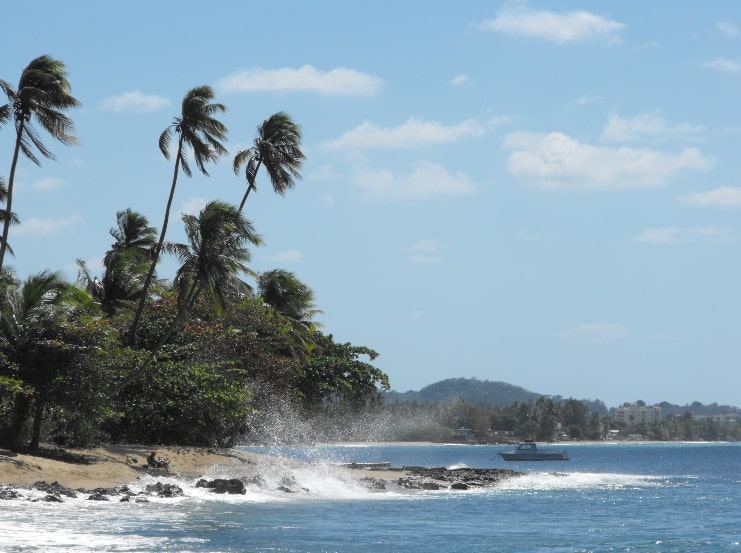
left=233, top=111, right=305, bottom=212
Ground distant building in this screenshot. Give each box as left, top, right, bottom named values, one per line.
left=693, top=413, right=737, bottom=426
left=454, top=427, right=474, bottom=440
left=614, top=403, right=662, bottom=424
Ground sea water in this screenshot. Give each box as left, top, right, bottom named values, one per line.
left=1, top=442, right=739, bottom=552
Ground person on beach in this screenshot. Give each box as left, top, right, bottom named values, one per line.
left=147, top=451, right=169, bottom=469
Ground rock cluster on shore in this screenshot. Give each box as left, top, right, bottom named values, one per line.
left=1, top=445, right=525, bottom=502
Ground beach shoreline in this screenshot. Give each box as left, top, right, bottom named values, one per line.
left=0, top=442, right=519, bottom=492
left=0, top=444, right=278, bottom=489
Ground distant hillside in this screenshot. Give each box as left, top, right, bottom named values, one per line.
left=384, top=378, right=541, bottom=406
left=385, top=378, right=610, bottom=414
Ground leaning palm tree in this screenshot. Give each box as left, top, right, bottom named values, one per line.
left=112, top=201, right=261, bottom=395
left=233, top=112, right=305, bottom=212
left=0, top=56, right=80, bottom=274
left=128, top=85, right=228, bottom=345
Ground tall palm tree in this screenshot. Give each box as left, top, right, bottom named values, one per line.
left=128, top=85, right=228, bottom=344
left=0, top=271, right=84, bottom=450
left=77, top=209, right=158, bottom=315
left=233, top=112, right=305, bottom=212
left=113, top=201, right=261, bottom=395
left=0, top=56, right=80, bottom=274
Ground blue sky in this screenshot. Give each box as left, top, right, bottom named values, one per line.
left=1, top=1, right=740, bottom=408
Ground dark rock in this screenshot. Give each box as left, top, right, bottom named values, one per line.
left=39, top=494, right=64, bottom=502
left=87, top=492, right=110, bottom=501
left=360, top=477, right=386, bottom=490
left=145, top=482, right=184, bottom=497
left=395, top=477, right=442, bottom=490
left=0, top=486, right=20, bottom=500
left=451, top=482, right=469, bottom=490
left=33, top=481, right=77, bottom=498
left=195, top=478, right=246, bottom=495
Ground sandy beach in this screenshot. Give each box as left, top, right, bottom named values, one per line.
left=0, top=444, right=416, bottom=490
left=0, top=445, right=279, bottom=489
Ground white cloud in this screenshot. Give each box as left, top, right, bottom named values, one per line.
left=15, top=215, right=82, bottom=236
left=504, top=131, right=713, bottom=190
left=216, top=65, right=383, bottom=97
left=601, top=112, right=704, bottom=143
left=633, top=226, right=734, bottom=244
left=704, top=57, right=741, bottom=73
left=100, top=90, right=170, bottom=112
left=680, top=186, right=741, bottom=208
left=408, top=239, right=443, bottom=253
left=560, top=322, right=630, bottom=344
left=478, top=5, right=625, bottom=44
left=319, top=193, right=335, bottom=207
left=450, top=74, right=469, bottom=86
left=325, top=117, right=486, bottom=150
left=717, top=21, right=739, bottom=38
left=31, top=176, right=66, bottom=190
left=407, top=240, right=444, bottom=264
left=180, top=197, right=208, bottom=216
left=268, top=249, right=302, bottom=263
left=354, top=161, right=475, bottom=199
left=516, top=228, right=540, bottom=241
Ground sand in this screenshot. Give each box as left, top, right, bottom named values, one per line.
left=0, top=445, right=274, bottom=489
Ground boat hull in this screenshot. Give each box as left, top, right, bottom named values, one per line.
left=498, top=451, right=569, bottom=461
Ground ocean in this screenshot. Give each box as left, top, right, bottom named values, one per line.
left=1, top=442, right=739, bottom=552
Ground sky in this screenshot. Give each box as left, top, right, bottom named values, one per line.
left=1, top=1, right=740, bottom=409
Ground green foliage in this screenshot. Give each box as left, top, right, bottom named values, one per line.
left=0, top=58, right=389, bottom=449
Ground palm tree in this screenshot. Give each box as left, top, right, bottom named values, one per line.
left=104, top=208, right=158, bottom=268
left=0, top=271, right=84, bottom=450
left=257, top=269, right=321, bottom=328
left=128, top=85, right=228, bottom=344
left=233, top=112, right=305, bottom=212
left=257, top=268, right=322, bottom=356
left=77, top=209, right=158, bottom=315
left=0, top=56, right=80, bottom=274
left=112, top=201, right=261, bottom=395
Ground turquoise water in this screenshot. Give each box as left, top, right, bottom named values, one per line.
left=1, top=442, right=739, bottom=552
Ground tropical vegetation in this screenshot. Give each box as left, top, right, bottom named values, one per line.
left=0, top=55, right=389, bottom=452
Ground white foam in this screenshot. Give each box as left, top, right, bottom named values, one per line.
left=495, top=470, right=661, bottom=491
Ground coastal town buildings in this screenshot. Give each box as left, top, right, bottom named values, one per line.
left=614, top=403, right=662, bottom=425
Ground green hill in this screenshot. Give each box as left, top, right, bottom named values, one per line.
left=384, top=377, right=541, bottom=406
left=385, top=377, right=610, bottom=414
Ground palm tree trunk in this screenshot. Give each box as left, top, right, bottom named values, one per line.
left=128, top=138, right=184, bottom=345
left=9, top=393, right=32, bottom=451
left=0, top=124, right=25, bottom=274
left=237, top=159, right=262, bottom=212
left=30, top=393, right=45, bottom=452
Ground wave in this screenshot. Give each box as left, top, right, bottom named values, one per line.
left=495, top=470, right=665, bottom=491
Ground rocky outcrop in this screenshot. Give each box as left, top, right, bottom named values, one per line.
left=196, top=478, right=247, bottom=494
left=395, top=467, right=521, bottom=490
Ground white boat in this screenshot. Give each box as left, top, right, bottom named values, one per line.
left=498, top=441, right=569, bottom=461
